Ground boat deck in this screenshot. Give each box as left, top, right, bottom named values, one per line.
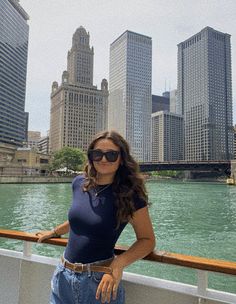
left=0, top=229, right=236, bottom=304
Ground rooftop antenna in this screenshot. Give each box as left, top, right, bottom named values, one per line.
left=164, top=79, right=167, bottom=92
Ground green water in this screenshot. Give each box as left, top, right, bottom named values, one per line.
left=0, top=180, right=236, bottom=293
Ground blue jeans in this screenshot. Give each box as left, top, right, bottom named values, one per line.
left=50, top=261, right=125, bottom=304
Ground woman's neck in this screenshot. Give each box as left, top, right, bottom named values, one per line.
left=96, top=174, right=114, bottom=185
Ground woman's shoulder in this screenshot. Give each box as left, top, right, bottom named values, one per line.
left=72, top=174, right=85, bottom=190
left=132, top=192, right=148, bottom=211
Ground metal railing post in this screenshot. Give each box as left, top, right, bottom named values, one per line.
left=197, top=270, right=208, bottom=303
left=23, top=241, right=32, bottom=257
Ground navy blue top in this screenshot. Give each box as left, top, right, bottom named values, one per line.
left=64, top=175, right=147, bottom=263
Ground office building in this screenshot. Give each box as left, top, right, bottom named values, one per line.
left=178, top=27, right=233, bottom=160
left=24, top=112, right=29, bottom=144
left=234, top=125, right=236, bottom=160
left=162, top=91, right=170, bottom=99
left=0, top=0, right=29, bottom=146
left=169, top=89, right=182, bottom=115
left=108, top=31, right=152, bottom=161
left=50, top=27, right=108, bottom=152
left=152, top=94, right=169, bottom=113
left=38, top=136, right=49, bottom=155
left=27, top=131, right=41, bottom=149
left=152, top=111, right=183, bottom=161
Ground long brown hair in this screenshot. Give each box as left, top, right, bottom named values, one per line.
left=83, top=130, right=148, bottom=226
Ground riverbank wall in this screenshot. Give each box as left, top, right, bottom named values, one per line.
left=0, top=176, right=73, bottom=184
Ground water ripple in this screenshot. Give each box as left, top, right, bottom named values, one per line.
left=0, top=181, right=235, bottom=293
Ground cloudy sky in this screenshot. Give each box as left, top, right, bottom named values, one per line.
left=20, top=0, right=236, bottom=135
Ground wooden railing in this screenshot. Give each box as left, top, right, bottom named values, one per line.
left=1, top=229, right=236, bottom=276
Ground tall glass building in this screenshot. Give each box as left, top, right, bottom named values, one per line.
left=108, top=31, right=152, bottom=162
left=0, top=0, right=29, bottom=146
left=178, top=27, right=233, bottom=160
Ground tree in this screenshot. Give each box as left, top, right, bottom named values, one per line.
left=51, top=147, right=86, bottom=173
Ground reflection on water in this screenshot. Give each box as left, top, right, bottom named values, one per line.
left=0, top=180, right=236, bottom=293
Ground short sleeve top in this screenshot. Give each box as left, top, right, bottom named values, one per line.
left=64, top=175, right=147, bottom=263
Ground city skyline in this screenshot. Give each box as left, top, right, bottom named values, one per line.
left=20, top=0, right=236, bottom=135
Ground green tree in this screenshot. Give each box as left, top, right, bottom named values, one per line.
left=51, top=147, right=86, bottom=172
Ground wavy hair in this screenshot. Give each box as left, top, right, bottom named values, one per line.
left=83, top=130, right=148, bottom=226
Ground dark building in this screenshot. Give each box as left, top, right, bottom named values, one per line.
left=152, top=94, right=170, bottom=113
left=24, top=112, right=29, bottom=144
left=178, top=27, right=233, bottom=160
left=0, top=0, right=29, bottom=146
left=162, top=91, right=170, bottom=98
left=234, top=125, right=236, bottom=160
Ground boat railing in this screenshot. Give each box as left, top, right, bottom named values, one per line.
left=1, top=229, right=236, bottom=303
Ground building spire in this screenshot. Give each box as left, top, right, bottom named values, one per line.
left=67, top=26, right=94, bottom=85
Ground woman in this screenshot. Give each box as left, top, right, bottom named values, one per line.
left=37, top=130, right=155, bottom=304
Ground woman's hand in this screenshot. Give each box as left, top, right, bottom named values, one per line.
left=36, top=221, right=69, bottom=243
left=96, top=259, right=124, bottom=303
left=35, top=230, right=56, bottom=243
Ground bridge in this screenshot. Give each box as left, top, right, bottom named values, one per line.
left=139, top=160, right=232, bottom=176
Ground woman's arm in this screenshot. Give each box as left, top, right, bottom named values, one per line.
left=116, top=206, right=156, bottom=266
left=36, top=220, right=70, bottom=243
left=96, top=207, right=155, bottom=303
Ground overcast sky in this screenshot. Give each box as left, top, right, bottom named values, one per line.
left=20, top=0, right=236, bottom=136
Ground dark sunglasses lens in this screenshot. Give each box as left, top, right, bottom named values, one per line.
left=89, top=150, right=103, bottom=161
left=105, top=151, right=119, bottom=162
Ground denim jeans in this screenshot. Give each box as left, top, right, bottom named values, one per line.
left=50, top=260, right=125, bottom=304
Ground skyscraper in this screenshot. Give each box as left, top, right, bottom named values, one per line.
left=108, top=31, right=152, bottom=162
left=0, top=0, right=29, bottom=146
left=169, top=89, right=181, bottom=115
left=50, top=27, right=108, bottom=153
left=178, top=27, right=233, bottom=161
left=152, top=94, right=170, bottom=113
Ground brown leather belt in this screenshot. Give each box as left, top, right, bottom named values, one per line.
left=61, top=257, right=113, bottom=274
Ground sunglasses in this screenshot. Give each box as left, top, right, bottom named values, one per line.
left=88, top=149, right=120, bottom=162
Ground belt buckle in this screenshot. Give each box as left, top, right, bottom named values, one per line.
left=74, top=262, right=81, bottom=272
left=74, top=262, right=83, bottom=273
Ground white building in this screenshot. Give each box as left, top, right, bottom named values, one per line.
left=152, top=111, right=183, bottom=162
left=108, top=31, right=152, bottom=161
left=38, top=136, right=49, bottom=155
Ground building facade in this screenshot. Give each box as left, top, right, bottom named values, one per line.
left=234, top=125, right=236, bottom=160
left=38, top=136, right=49, bottom=155
left=152, top=94, right=170, bottom=113
left=178, top=27, right=233, bottom=161
left=108, top=31, right=152, bottom=162
left=169, top=89, right=182, bottom=115
left=27, top=131, right=41, bottom=149
left=151, top=111, right=183, bottom=162
left=49, top=27, right=108, bottom=153
left=0, top=0, right=29, bottom=146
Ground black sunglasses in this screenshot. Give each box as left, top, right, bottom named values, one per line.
left=88, top=149, right=120, bottom=162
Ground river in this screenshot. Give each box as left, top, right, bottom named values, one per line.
left=0, top=179, right=235, bottom=293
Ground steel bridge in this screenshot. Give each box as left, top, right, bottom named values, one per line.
left=139, top=161, right=231, bottom=176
